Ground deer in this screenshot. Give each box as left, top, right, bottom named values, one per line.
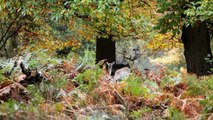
left=113, top=67, right=131, bottom=81
left=106, top=62, right=130, bottom=76
left=106, top=62, right=131, bottom=82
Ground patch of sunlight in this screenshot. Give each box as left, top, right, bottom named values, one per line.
left=150, top=48, right=183, bottom=65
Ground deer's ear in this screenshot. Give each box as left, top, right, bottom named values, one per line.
left=106, top=62, right=109, bottom=65
left=112, top=62, right=115, bottom=65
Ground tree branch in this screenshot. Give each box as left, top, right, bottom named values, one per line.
left=0, top=25, right=22, bottom=51
left=0, top=12, right=20, bottom=42
left=0, top=21, right=14, bottom=44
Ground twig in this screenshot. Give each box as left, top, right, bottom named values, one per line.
left=0, top=10, right=20, bottom=44
left=108, top=84, right=129, bottom=118
left=0, top=25, right=22, bottom=51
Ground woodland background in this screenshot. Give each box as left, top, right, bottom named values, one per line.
left=0, top=0, right=213, bottom=120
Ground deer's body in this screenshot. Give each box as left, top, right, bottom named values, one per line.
left=113, top=67, right=131, bottom=81
left=106, top=62, right=130, bottom=76
left=106, top=62, right=131, bottom=81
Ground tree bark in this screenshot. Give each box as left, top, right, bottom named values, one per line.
left=96, top=36, right=116, bottom=63
left=182, top=22, right=212, bottom=76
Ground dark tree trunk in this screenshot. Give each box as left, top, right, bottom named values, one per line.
left=182, top=22, right=212, bottom=76
left=96, top=36, right=116, bottom=63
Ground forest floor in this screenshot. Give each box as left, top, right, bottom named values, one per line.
left=0, top=49, right=212, bottom=120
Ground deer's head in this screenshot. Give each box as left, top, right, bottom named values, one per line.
left=106, top=62, right=115, bottom=75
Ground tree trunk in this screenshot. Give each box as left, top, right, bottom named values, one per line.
left=182, top=22, right=212, bottom=76
left=96, top=36, right=116, bottom=63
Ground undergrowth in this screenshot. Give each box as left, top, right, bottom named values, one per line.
left=0, top=49, right=213, bottom=120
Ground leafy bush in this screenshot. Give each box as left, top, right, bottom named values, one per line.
left=167, top=107, right=186, bottom=120
left=76, top=49, right=96, bottom=71
left=22, top=49, right=60, bottom=70
left=0, top=100, right=19, bottom=114
left=123, top=75, right=149, bottom=97
left=130, top=107, right=151, bottom=119
left=0, top=99, right=40, bottom=120
left=200, top=77, right=213, bottom=117
left=0, top=70, right=5, bottom=81
left=182, top=75, right=213, bottom=118
left=38, top=69, right=68, bottom=101
left=186, top=77, right=208, bottom=97
left=73, top=49, right=101, bottom=92
left=27, top=85, right=44, bottom=105
left=74, top=68, right=102, bottom=93
left=0, top=58, right=18, bottom=78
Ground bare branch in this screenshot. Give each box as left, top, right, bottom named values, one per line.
left=0, top=10, right=21, bottom=50
left=0, top=25, right=22, bottom=51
